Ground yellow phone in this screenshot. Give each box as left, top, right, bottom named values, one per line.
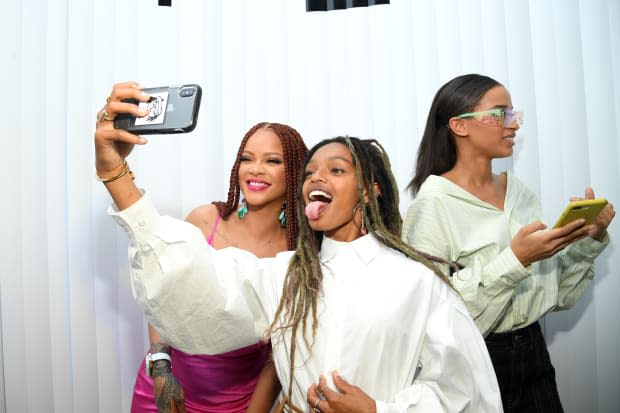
left=552, top=198, right=608, bottom=229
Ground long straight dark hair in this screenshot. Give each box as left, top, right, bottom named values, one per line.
left=407, top=74, right=501, bottom=196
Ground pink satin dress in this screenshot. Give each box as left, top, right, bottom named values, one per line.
left=130, top=215, right=271, bottom=412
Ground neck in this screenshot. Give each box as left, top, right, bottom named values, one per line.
left=444, top=156, right=494, bottom=188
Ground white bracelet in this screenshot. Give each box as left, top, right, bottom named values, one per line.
left=145, top=352, right=172, bottom=377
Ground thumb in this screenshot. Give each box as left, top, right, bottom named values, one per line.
left=585, top=187, right=595, bottom=199
left=522, top=221, right=547, bottom=234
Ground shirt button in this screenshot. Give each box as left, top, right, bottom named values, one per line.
left=138, top=220, right=146, bottom=227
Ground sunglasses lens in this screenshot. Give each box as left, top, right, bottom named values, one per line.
left=503, top=110, right=523, bottom=127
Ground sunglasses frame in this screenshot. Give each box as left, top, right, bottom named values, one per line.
left=457, top=108, right=523, bottom=127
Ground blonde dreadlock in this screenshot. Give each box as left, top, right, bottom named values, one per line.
left=268, top=136, right=454, bottom=409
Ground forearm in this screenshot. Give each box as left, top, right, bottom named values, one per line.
left=246, top=359, right=281, bottom=413
left=149, top=324, right=171, bottom=354
left=98, top=163, right=143, bottom=211
left=438, top=247, right=529, bottom=336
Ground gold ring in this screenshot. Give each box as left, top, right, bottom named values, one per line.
left=106, top=96, right=112, bottom=104
left=100, top=109, right=115, bottom=122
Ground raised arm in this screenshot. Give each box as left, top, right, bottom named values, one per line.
left=94, top=82, right=150, bottom=210
left=96, top=82, right=272, bottom=355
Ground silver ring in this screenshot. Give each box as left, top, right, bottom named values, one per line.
left=313, top=409, right=320, bottom=413
left=314, top=398, right=321, bottom=409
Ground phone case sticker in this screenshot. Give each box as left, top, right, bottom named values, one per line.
left=135, top=92, right=168, bottom=126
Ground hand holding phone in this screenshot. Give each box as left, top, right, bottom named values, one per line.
left=552, top=198, right=608, bottom=229
left=114, top=84, right=202, bottom=134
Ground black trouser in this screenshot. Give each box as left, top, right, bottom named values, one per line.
left=485, top=322, right=564, bottom=413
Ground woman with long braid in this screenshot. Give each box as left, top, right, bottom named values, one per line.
left=127, top=117, right=307, bottom=413
left=95, top=83, right=502, bottom=412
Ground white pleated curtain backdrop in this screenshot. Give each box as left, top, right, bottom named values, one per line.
left=0, top=0, right=618, bottom=412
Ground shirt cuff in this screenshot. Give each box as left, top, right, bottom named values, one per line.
left=569, top=232, right=610, bottom=258
left=108, top=192, right=159, bottom=232
left=482, top=247, right=529, bottom=285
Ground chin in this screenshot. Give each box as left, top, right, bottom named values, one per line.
left=307, top=221, right=324, bottom=232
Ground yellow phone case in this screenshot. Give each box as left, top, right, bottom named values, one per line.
left=552, top=198, right=608, bottom=228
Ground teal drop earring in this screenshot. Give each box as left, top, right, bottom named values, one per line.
left=237, top=199, right=248, bottom=219
left=278, top=204, right=286, bottom=227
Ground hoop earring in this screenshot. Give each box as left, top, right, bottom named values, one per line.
left=237, top=199, right=248, bottom=219
left=278, top=203, right=286, bottom=228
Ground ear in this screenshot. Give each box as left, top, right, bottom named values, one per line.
left=448, top=117, right=468, bottom=137
left=363, top=182, right=381, bottom=203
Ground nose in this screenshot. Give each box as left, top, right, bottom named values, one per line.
left=309, top=168, right=326, bottom=183
left=248, top=162, right=264, bottom=175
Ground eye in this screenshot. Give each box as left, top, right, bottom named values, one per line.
left=303, top=170, right=314, bottom=179
left=267, top=158, right=283, bottom=164
left=240, top=156, right=251, bottom=162
left=331, top=167, right=345, bottom=174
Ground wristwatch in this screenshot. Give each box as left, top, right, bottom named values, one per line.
left=145, top=352, right=172, bottom=377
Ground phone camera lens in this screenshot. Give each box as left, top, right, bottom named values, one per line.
left=180, top=87, right=195, bottom=97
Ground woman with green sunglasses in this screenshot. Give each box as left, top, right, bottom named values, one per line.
left=402, top=73, right=615, bottom=413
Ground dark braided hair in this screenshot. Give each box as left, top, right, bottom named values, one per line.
left=212, top=122, right=308, bottom=250
left=269, top=137, right=453, bottom=408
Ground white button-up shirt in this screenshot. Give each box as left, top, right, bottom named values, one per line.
left=111, top=195, right=502, bottom=412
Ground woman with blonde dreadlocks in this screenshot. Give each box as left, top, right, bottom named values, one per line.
left=96, top=90, right=502, bottom=412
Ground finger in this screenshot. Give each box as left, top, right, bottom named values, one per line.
left=319, top=377, right=340, bottom=402
left=332, top=371, right=350, bottom=394
left=96, top=129, right=147, bottom=148
left=551, top=218, right=585, bottom=236
left=108, top=81, right=144, bottom=102
left=307, top=383, right=319, bottom=401
left=585, top=187, right=595, bottom=199
left=552, top=227, right=589, bottom=251
left=106, top=99, right=150, bottom=118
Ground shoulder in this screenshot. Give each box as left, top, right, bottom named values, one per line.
left=185, top=204, right=220, bottom=227
left=505, top=171, right=540, bottom=205
left=403, top=179, right=452, bottom=228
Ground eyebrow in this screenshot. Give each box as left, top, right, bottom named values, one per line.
left=329, top=155, right=353, bottom=163
left=242, top=150, right=283, bottom=157
left=306, top=155, right=352, bottom=167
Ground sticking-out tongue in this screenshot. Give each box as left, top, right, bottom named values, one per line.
left=305, top=201, right=328, bottom=220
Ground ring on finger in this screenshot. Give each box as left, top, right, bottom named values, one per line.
left=313, top=398, right=321, bottom=412
left=106, top=96, right=112, bottom=104
left=100, top=109, right=115, bottom=122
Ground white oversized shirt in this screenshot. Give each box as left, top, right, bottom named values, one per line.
left=403, top=172, right=608, bottom=336
left=111, top=195, right=502, bottom=412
